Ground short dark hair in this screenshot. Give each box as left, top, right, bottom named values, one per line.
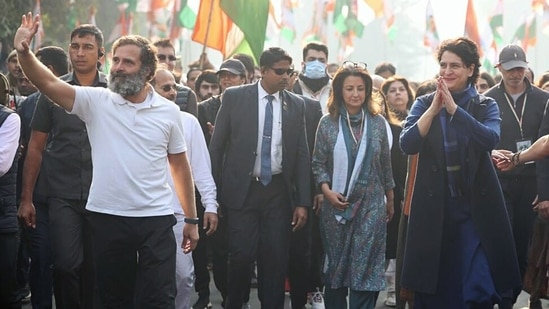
left=195, top=70, right=219, bottom=92
left=302, top=42, right=328, bottom=60
left=70, top=24, right=104, bottom=49
left=374, top=62, right=396, bottom=76
left=414, top=79, right=437, bottom=98
left=186, top=66, right=202, bottom=81
left=36, top=46, right=69, bottom=76
left=112, top=35, right=157, bottom=81
left=232, top=53, right=255, bottom=77
left=437, top=37, right=481, bottom=85
left=479, top=72, right=496, bottom=88
left=152, top=38, right=175, bottom=53
left=259, top=47, right=292, bottom=69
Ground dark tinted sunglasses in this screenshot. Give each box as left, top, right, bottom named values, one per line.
left=158, top=54, right=177, bottom=61
left=271, top=67, right=294, bottom=76
left=161, top=84, right=177, bottom=92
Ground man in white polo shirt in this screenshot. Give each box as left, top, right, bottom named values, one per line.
left=14, top=13, right=198, bottom=308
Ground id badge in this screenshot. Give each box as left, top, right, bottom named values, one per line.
left=516, top=139, right=531, bottom=152
left=516, top=138, right=533, bottom=164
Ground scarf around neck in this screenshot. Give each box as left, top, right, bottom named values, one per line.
left=299, top=73, right=330, bottom=93
left=440, top=84, right=477, bottom=197
left=331, top=106, right=373, bottom=224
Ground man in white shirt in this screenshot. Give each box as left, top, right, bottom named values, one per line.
left=152, top=68, right=219, bottom=309
left=14, top=13, right=198, bottom=308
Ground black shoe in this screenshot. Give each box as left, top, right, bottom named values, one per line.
left=192, top=297, right=212, bottom=309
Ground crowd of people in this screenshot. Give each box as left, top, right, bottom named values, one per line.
left=2, top=10, right=549, bottom=309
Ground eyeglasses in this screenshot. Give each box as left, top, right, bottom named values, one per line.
left=161, top=84, right=177, bottom=92
left=271, top=67, right=294, bottom=76
left=342, top=61, right=367, bottom=71
left=157, top=54, right=177, bottom=62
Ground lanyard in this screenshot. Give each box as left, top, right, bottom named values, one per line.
left=504, top=92, right=527, bottom=139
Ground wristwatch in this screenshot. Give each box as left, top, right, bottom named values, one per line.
left=183, top=217, right=200, bottom=225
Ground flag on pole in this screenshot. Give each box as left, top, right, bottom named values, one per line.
left=191, top=0, right=269, bottom=62
left=513, top=14, right=537, bottom=52
left=178, top=0, right=197, bottom=29
left=464, top=0, right=482, bottom=57
left=220, top=0, right=269, bottom=63
left=489, top=0, right=504, bottom=46
left=169, top=0, right=182, bottom=40
left=280, top=0, right=297, bottom=43
left=32, top=0, right=44, bottom=52
left=67, top=0, right=79, bottom=31
left=108, top=0, right=137, bottom=43
left=423, top=0, right=438, bottom=55
left=532, top=0, right=549, bottom=34
left=302, top=0, right=330, bottom=44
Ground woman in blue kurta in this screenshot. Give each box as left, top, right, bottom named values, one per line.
left=312, top=63, right=395, bottom=309
left=400, top=37, right=521, bottom=308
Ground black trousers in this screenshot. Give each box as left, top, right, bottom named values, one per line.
left=225, top=175, right=292, bottom=309
left=23, top=201, right=53, bottom=309
left=89, top=212, right=177, bottom=309
left=499, top=177, right=537, bottom=281
left=288, top=208, right=312, bottom=309
left=48, top=198, right=96, bottom=309
left=0, top=231, right=21, bottom=309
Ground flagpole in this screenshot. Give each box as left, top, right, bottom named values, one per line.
left=200, top=0, right=216, bottom=69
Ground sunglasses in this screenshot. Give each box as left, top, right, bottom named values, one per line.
left=161, top=84, right=177, bottom=92
left=271, top=67, right=295, bottom=76
left=157, top=54, right=177, bottom=62
left=342, top=61, right=367, bottom=71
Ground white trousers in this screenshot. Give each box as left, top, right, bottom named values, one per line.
left=173, top=217, right=195, bottom=309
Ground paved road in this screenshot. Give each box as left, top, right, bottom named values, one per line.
left=187, top=276, right=540, bottom=309
left=22, top=276, right=544, bottom=308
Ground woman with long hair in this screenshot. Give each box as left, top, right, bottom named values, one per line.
left=312, top=62, right=395, bottom=309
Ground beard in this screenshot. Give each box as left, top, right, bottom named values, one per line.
left=108, top=67, right=149, bottom=97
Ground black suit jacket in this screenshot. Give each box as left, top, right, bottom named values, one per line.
left=209, top=83, right=312, bottom=210
left=300, top=96, right=323, bottom=156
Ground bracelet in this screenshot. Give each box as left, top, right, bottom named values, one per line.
left=183, top=217, right=200, bottom=225
left=511, top=151, right=522, bottom=166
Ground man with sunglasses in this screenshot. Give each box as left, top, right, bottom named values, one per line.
left=153, top=39, right=198, bottom=117
left=210, top=47, right=310, bottom=309
left=152, top=68, right=219, bottom=309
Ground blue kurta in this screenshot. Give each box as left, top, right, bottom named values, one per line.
left=312, top=112, right=394, bottom=291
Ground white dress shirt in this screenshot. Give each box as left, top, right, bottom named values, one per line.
left=253, top=83, right=283, bottom=177
left=170, top=111, right=218, bottom=216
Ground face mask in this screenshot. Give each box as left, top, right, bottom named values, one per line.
left=304, top=60, right=327, bottom=79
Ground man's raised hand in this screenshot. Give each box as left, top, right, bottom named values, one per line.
left=14, top=12, right=40, bottom=54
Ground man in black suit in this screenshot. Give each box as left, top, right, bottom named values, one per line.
left=209, top=47, right=311, bottom=309
left=286, top=72, right=324, bottom=309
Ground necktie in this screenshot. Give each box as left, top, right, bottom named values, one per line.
left=260, top=95, right=274, bottom=186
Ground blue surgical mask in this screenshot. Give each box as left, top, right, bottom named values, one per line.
left=304, top=60, right=327, bottom=79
